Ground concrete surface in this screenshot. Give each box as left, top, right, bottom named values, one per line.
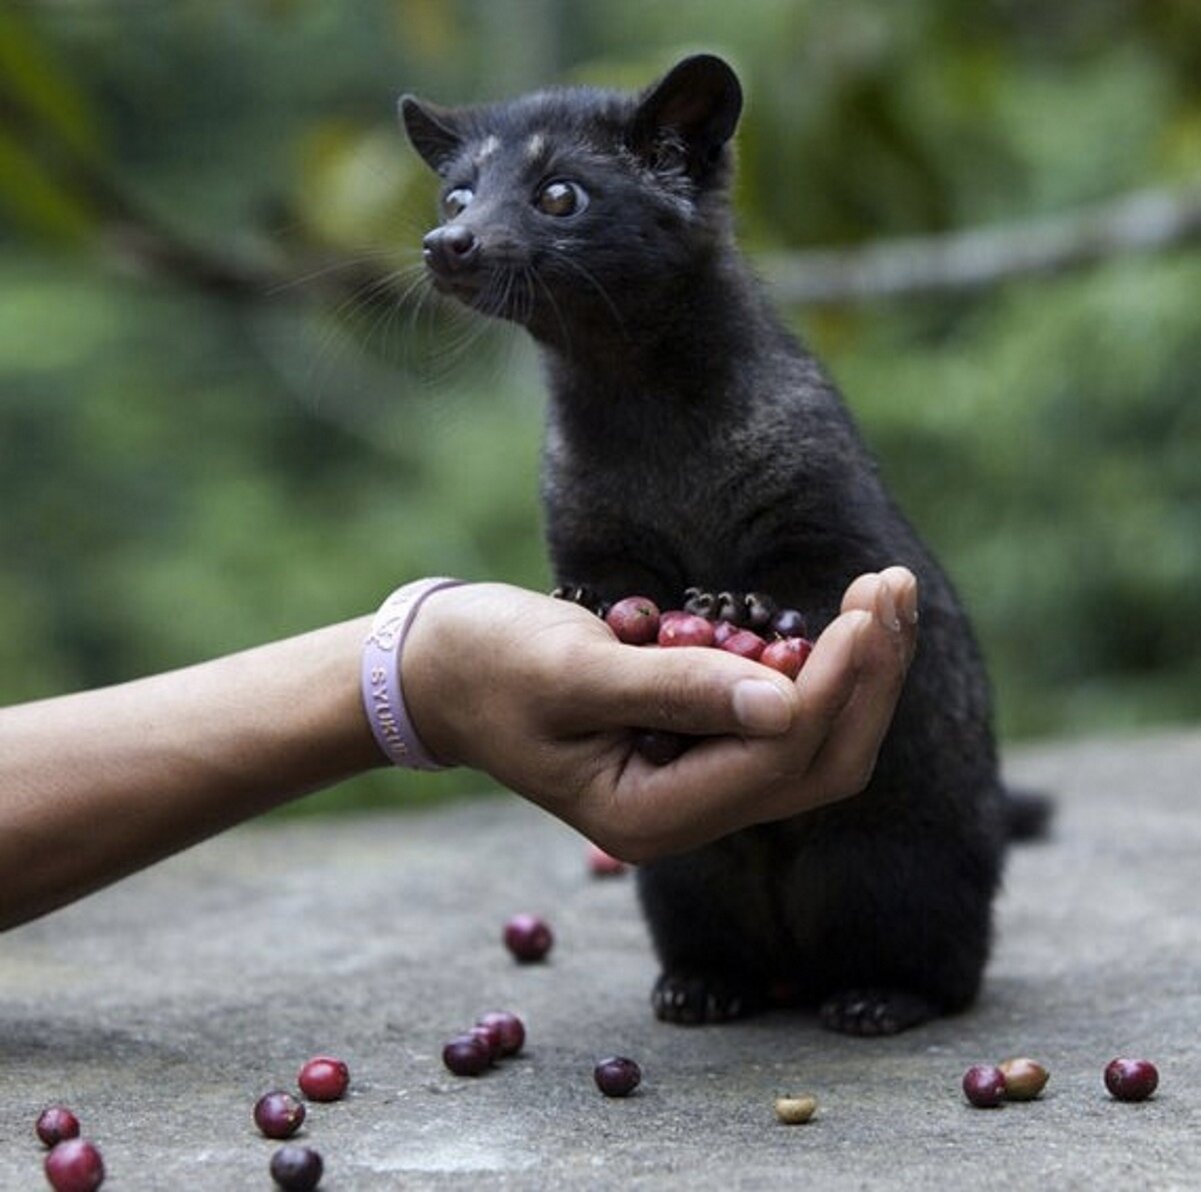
left=2, top=730, right=1200, bottom=1190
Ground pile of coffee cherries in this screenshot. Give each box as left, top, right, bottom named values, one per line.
left=36, top=1108, right=102, bottom=1192
left=603, top=588, right=812, bottom=675
left=250, top=1054, right=349, bottom=1190
left=437, top=998, right=641, bottom=1101
left=961, top=1056, right=1159, bottom=1108
left=599, top=589, right=814, bottom=765
left=441, top=1010, right=527, bottom=1076
left=34, top=1054, right=346, bottom=1191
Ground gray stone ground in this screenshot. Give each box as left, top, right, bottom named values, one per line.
left=2, top=730, right=1199, bottom=1190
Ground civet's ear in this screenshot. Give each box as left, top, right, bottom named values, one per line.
left=399, top=95, right=465, bottom=173
left=629, top=55, right=743, bottom=178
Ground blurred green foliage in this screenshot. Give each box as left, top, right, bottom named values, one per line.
left=1, top=0, right=1198, bottom=813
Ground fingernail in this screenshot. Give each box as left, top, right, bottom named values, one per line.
left=733, top=678, right=794, bottom=735
left=899, top=577, right=919, bottom=625
left=877, top=578, right=902, bottom=633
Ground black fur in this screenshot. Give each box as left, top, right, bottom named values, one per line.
left=402, top=56, right=1040, bottom=1034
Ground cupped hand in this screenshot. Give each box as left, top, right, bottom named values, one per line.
left=403, top=569, right=918, bottom=861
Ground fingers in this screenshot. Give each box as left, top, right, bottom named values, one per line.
left=556, top=568, right=915, bottom=743
left=803, top=573, right=917, bottom=802
left=590, top=570, right=920, bottom=859
left=843, top=565, right=917, bottom=624
left=555, top=641, right=800, bottom=739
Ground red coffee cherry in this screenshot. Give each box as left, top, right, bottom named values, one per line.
left=594, top=1056, right=642, bottom=1097
left=760, top=636, right=813, bottom=679
left=605, top=596, right=661, bottom=645
left=1104, top=1057, right=1158, bottom=1102
left=254, top=1090, right=306, bottom=1139
left=44, top=1138, right=105, bottom=1192
left=297, top=1056, right=349, bottom=1102
left=35, top=1106, right=80, bottom=1148
left=962, top=1064, right=1007, bottom=1108
left=503, top=913, right=554, bottom=962
left=657, top=612, right=715, bottom=648
left=269, top=1143, right=323, bottom=1191
left=442, top=1033, right=492, bottom=1076
left=476, top=1010, right=525, bottom=1057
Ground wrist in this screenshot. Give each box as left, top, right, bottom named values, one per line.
left=361, top=578, right=464, bottom=770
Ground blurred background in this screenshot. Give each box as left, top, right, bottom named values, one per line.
left=2, top=0, right=1198, bottom=813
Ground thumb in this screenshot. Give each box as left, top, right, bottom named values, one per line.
left=563, top=643, right=799, bottom=738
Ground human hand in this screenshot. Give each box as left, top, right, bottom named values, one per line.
left=402, top=569, right=918, bottom=862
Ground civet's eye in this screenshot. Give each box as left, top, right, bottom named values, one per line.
left=536, top=180, right=588, bottom=217
left=442, top=187, right=474, bottom=219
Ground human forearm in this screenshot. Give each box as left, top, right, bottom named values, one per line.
left=0, top=571, right=916, bottom=930
left=0, top=617, right=381, bottom=929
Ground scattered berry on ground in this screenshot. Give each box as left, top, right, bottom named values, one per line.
left=962, top=1064, right=1007, bottom=1108
left=269, top=1144, right=323, bottom=1191
left=35, top=1107, right=80, bottom=1148
left=594, top=1056, right=642, bottom=1098
left=774, top=1094, right=818, bottom=1124
left=254, top=1091, right=306, bottom=1139
left=442, top=1033, right=493, bottom=1077
left=503, top=913, right=554, bottom=963
left=1104, top=1058, right=1158, bottom=1102
left=44, top=1138, right=105, bottom=1192
left=476, top=1011, right=525, bottom=1057
left=468, top=1023, right=502, bottom=1061
left=998, top=1057, right=1049, bottom=1101
left=297, top=1056, right=349, bottom=1103
left=585, top=842, right=628, bottom=876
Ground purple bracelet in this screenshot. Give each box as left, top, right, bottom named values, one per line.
left=361, top=577, right=464, bottom=770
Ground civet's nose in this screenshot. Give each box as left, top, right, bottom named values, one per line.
left=422, top=225, right=480, bottom=274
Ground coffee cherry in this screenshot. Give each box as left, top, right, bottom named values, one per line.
left=297, top=1056, right=349, bottom=1102
left=270, top=1144, right=323, bottom=1191
left=774, top=1094, right=818, bottom=1124
left=35, top=1106, right=80, bottom=1148
left=1104, top=1057, right=1158, bottom=1101
left=503, top=912, right=553, bottom=962
left=632, top=729, right=687, bottom=766
left=760, top=637, right=813, bottom=679
left=998, top=1057, right=1049, bottom=1101
left=44, top=1138, right=105, bottom=1192
left=476, top=1010, right=525, bottom=1057
left=442, top=1033, right=492, bottom=1076
left=719, top=628, right=766, bottom=661
left=962, top=1064, right=1007, bottom=1108
left=586, top=842, right=627, bottom=877
left=467, top=1023, right=502, bottom=1062
left=657, top=612, right=715, bottom=648
left=254, top=1090, right=306, bottom=1139
left=712, top=620, right=739, bottom=647
left=770, top=608, right=808, bottom=638
left=594, top=1055, right=642, bottom=1097
left=605, top=596, right=660, bottom=645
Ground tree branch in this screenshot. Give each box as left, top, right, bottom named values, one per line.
left=758, top=186, right=1201, bottom=305
left=7, top=75, right=1201, bottom=308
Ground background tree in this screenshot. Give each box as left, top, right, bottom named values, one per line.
left=2, top=0, right=1198, bottom=811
